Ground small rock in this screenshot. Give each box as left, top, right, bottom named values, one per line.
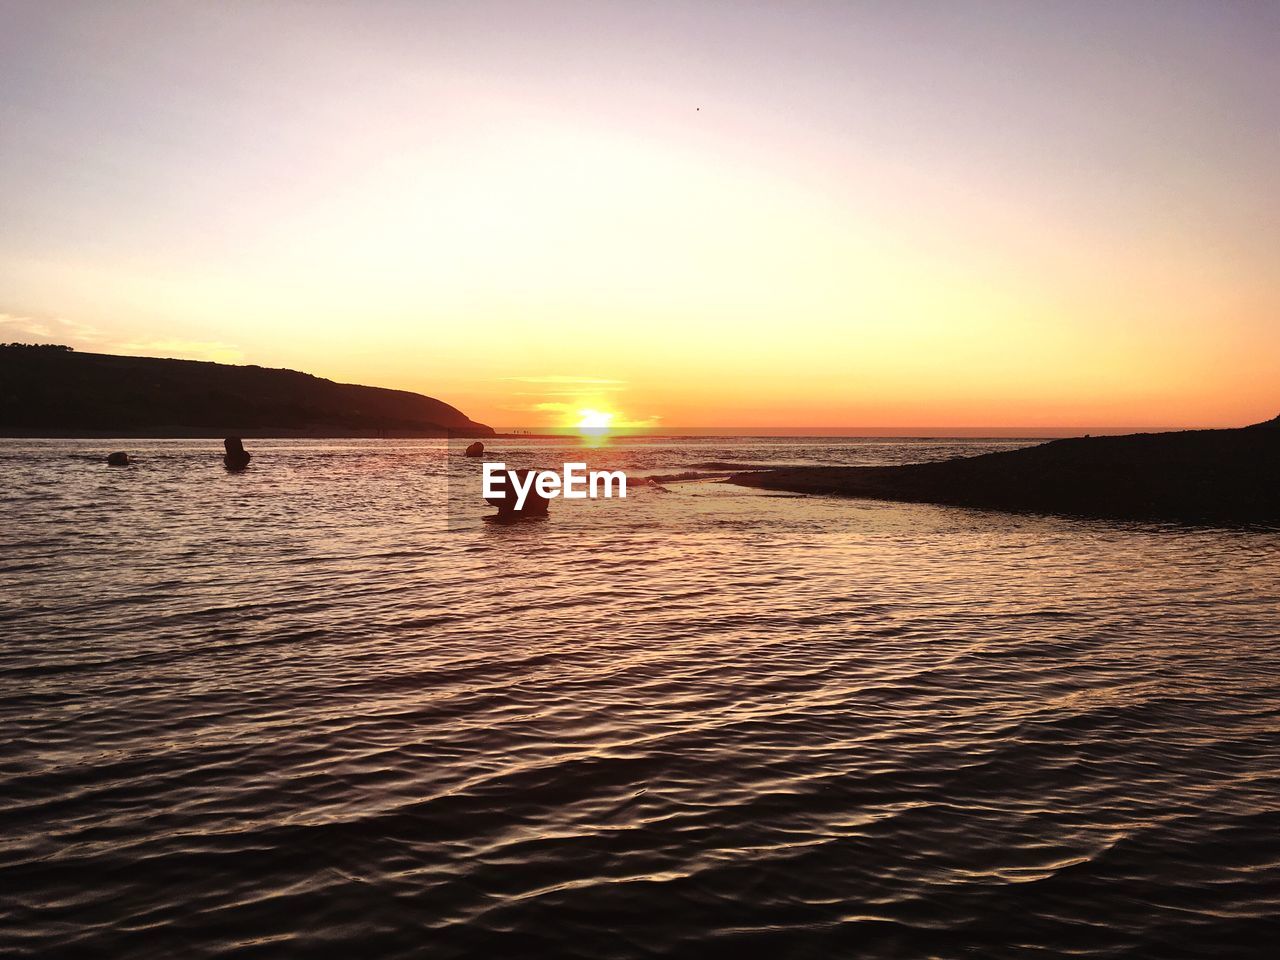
left=106, top=451, right=130, bottom=466
left=464, top=441, right=484, bottom=457
left=484, top=468, right=550, bottom=519
left=223, top=437, right=251, bottom=471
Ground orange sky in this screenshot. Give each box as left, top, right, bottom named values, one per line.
left=1, top=2, right=1277, bottom=431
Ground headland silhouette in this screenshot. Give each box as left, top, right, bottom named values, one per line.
left=0, top=344, right=492, bottom=438
left=731, top=417, right=1280, bottom=524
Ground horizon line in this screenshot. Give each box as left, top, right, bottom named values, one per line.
left=499, top=425, right=1187, bottom=437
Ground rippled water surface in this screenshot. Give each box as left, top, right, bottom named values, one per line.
left=3, top=438, right=1279, bottom=959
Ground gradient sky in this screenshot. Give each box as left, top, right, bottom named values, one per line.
left=1, top=1, right=1277, bottom=429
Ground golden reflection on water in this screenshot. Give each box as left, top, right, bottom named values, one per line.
left=7, top=437, right=1279, bottom=960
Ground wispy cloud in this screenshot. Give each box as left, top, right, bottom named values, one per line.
left=0, top=312, right=106, bottom=346
left=613, top=415, right=663, bottom=428
left=525, top=400, right=661, bottom=429
left=498, top=375, right=626, bottom=385
left=1, top=312, right=244, bottom=364
left=509, top=387, right=627, bottom=397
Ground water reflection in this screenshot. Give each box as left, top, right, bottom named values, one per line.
left=1, top=437, right=1277, bottom=960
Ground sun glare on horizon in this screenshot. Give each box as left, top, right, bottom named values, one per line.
left=575, top=409, right=614, bottom=432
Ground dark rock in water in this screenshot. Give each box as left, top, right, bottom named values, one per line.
left=484, top=468, right=550, bottom=519
left=223, top=437, right=252, bottom=471
left=465, top=441, right=484, bottom=457
left=106, top=451, right=130, bottom=466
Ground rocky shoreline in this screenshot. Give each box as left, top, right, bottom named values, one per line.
left=730, top=418, right=1280, bottom=524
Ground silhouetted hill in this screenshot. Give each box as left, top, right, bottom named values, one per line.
left=0, top=345, right=493, bottom=437
left=730, top=419, right=1280, bottom=524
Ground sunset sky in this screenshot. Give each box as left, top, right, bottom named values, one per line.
left=1, top=1, right=1277, bottom=430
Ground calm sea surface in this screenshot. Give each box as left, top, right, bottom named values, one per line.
left=2, top=438, right=1278, bottom=959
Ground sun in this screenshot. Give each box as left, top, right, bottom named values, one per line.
left=575, top=409, right=614, bottom=431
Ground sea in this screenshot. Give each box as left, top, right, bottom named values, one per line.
left=2, top=437, right=1278, bottom=959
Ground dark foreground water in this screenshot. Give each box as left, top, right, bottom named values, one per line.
left=2, top=438, right=1278, bottom=959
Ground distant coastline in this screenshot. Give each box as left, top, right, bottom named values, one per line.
left=730, top=418, right=1280, bottom=524
left=0, top=345, right=493, bottom=439
left=0, top=429, right=493, bottom=439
